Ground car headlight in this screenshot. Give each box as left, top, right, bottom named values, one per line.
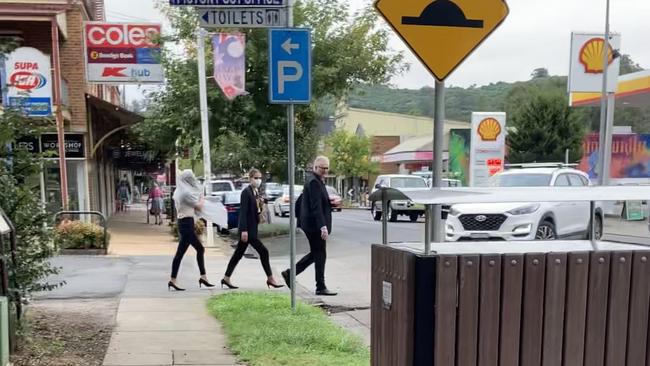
left=507, top=204, right=541, bottom=215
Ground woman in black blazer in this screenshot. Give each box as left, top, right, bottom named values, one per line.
left=221, top=169, right=284, bottom=289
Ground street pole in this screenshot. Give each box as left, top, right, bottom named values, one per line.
left=51, top=18, right=68, bottom=210
left=429, top=80, right=445, bottom=253
left=597, top=0, right=612, bottom=186
left=287, top=0, right=297, bottom=312
left=197, top=28, right=214, bottom=247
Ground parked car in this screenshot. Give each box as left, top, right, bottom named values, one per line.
left=222, top=191, right=241, bottom=230
left=264, top=182, right=284, bottom=202
left=273, top=185, right=303, bottom=217
left=445, top=167, right=603, bottom=241
left=426, top=178, right=463, bottom=187
left=326, top=185, right=343, bottom=212
left=209, top=179, right=235, bottom=201
left=370, top=175, right=429, bottom=222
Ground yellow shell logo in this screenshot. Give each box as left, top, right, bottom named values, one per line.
left=579, top=38, right=614, bottom=74
left=90, top=51, right=99, bottom=60
left=478, top=118, right=501, bottom=141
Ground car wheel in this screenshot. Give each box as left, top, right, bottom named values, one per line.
left=371, top=203, right=382, bottom=221
left=409, top=214, right=419, bottom=222
left=281, top=210, right=288, bottom=217
left=535, top=220, right=557, bottom=240
left=337, top=208, right=342, bottom=212
left=388, top=204, right=398, bottom=222
left=274, top=206, right=279, bottom=216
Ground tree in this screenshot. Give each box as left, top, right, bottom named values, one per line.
left=136, top=0, right=405, bottom=181
left=325, top=130, right=378, bottom=196
left=507, top=92, right=586, bottom=163
left=531, top=68, right=549, bottom=79
left=0, top=108, right=62, bottom=325
left=619, top=54, right=644, bottom=75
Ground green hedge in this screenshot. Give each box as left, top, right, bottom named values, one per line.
left=54, top=221, right=109, bottom=250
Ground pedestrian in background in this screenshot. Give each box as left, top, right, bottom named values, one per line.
left=282, top=156, right=337, bottom=296
left=221, top=169, right=284, bottom=290
left=150, top=182, right=165, bottom=225
left=117, top=175, right=131, bottom=211
left=168, top=169, right=214, bottom=291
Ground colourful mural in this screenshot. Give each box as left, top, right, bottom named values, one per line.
left=578, top=133, right=650, bottom=179
left=448, top=129, right=471, bottom=186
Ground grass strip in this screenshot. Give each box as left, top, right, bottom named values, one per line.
left=207, top=292, right=369, bottom=366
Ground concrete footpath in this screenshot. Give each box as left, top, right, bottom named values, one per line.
left=101, top=206, right=244, bottom=366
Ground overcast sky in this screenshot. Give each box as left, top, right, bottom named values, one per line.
left=103, top=0, right=649, bottom=101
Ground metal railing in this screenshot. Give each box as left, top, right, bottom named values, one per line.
left=0, top=207, right=20, bottom=351
left=53, top=211, right=108, bottom=252
left=146, top=197, right=153, bottom=224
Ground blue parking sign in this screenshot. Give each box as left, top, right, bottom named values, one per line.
left=268, top=28, right=311, bottom=104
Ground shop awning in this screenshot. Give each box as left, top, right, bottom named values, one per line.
left=382, top=135, right=449, bottom=164
left=86, top=94, right=143, bottom=126
left=571, top=70, right=650, bottom=108
left=86, top=94, right=144, bottom=158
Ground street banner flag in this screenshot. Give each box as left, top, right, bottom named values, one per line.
left=212, top=33, right=247, bottom=100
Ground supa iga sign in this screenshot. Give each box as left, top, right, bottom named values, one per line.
left=84, top=22, right=164, bottom=84
left=3, top=47, right=53, bottom=117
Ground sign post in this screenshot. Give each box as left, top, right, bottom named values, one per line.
left=374, top=0, right=509, bottom=252
left=197, top=28, right=215, bottom=248
left=269, top=6, right=311, bottom=311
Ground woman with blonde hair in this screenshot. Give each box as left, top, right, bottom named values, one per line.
left=221, top=169, right=283, bottom=289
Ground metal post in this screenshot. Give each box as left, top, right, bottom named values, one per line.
left=424, top=205, right=431, bottom=254
left=431, top=81, right=445, bottom=249
left=597, top=0, right=611, bottom=186
left=381, top=189, right=388, bottom=244
left=51, top=18, right=68, bottom=210
left=287, top=0, right=297, bottom=312
left=197, top=28, right=214, bottom=247
left=602, top=94, right=615, bottom=186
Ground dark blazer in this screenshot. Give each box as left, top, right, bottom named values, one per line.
left=299, top=173, right=332, bottom=234
left=238, top=186, right=260, bottom=239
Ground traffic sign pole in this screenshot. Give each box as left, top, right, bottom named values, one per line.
left=427, top=80, right=445, bottom=255
left=197, top=28, right=215, bottom=248
left=286, top=0, right=297, bottom=313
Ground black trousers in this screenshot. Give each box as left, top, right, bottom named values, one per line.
left=171, top=217, right=206, bottom=278
left=295, top=230, right=327, bottom=291
left=225, top=237, right=272, bottom=277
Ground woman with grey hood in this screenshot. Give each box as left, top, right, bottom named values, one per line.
left=168, top=170, right=215, bottom=291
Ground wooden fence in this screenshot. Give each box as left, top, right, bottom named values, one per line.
left=371, top=244, right=650, bottom=366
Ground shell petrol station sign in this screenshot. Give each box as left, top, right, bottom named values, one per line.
left=568, top=32, right=621, bottom=94
left=470, top=112, right=506, bottom=187
left=374, top=0, right=509, bottom=81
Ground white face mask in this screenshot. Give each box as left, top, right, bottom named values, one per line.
left=252, top=179, right=262, bottom=188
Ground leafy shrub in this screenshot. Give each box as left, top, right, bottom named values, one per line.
left=54, top=221, right=109, bottom=250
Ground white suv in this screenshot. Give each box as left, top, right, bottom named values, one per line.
left=445, top=167, right=603, bottom=241
left=370, top=175, right=429, bottom=222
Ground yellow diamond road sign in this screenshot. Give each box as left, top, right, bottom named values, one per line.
left=375, top=0, right=509, bottom=81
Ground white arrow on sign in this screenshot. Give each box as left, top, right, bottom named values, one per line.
left=281, top=38, right=299, bottom=54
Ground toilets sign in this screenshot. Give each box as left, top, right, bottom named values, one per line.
left=374, top=0, right=509, bottom=81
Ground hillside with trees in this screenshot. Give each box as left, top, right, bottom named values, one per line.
left=347, top=55, right=646, bottom=127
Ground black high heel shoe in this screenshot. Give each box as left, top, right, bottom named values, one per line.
left=221, top=279, right=239, bottom=289
left=199, top=278, right=215, bottom=288
left=267, top=280, right=284, bottom=289
left=168, top=281, right=186, bottom=291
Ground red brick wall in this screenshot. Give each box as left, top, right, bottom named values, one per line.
left=60, top=5, right=88, bottom=130
left=370, top=136, right=400, bottom=184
